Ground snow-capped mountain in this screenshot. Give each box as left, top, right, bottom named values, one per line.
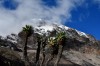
left=33, top=22, right=95, bottom=42
left=14, top=22, right=98, bottom=50
left=1, top=22, right=98, bottom=49
left=34, top=22, right=87, bottom=37
left=0, top=21, right=100, bottom=66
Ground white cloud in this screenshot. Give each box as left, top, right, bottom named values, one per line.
left=0, top=0, right=84, bottom=36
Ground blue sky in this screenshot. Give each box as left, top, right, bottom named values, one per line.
left=42, top=0, right=100, bottom=40
left=67, top=0, right=100, bottom=40
left=0, top=0, right=100, bottom=40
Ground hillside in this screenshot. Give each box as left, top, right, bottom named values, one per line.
left=0, top=22, right=100, bottom=66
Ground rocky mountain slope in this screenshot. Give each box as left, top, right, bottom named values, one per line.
left=18, top=22, right=100, bottom=50
left=0, top=22, right=100, bottom=66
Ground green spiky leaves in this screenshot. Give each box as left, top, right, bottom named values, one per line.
left=56, top=32, right=66, bottom=45
left=48, top=32, right=66, bottom=47
left=22, top=25, right=33, bottom=37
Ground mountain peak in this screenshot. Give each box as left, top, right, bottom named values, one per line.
left=33, top=22, right=89, bottom=38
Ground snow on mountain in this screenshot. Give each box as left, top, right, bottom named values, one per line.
left=0, top=20, right=91, bottom=45
left=18, top=18, right=89, bottom=39
left=6, top=34, right=18, bottom=44
left=58, top=24, right=70, bottom=30
left=35, top=24, right=54, bottom=34
left=75, top=30, right=89, bottom=38
left=34, top=22, right=89, bottom=39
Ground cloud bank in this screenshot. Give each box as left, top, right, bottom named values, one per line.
left=0, top=0, right=84, bottom=36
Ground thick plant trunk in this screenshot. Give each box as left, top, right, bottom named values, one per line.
left=40, top=52, right=45, bottom=66
left=23, top=36, right=30, bottom=66
left=40, top=40, right=47, bottom=66
left=54, top=45, right=63, bottom=66
left=35, top=41, right=41, bottom=65
left=23, top=36, right=28, bottom=60
left=45, top=54, right=54, bottom=66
